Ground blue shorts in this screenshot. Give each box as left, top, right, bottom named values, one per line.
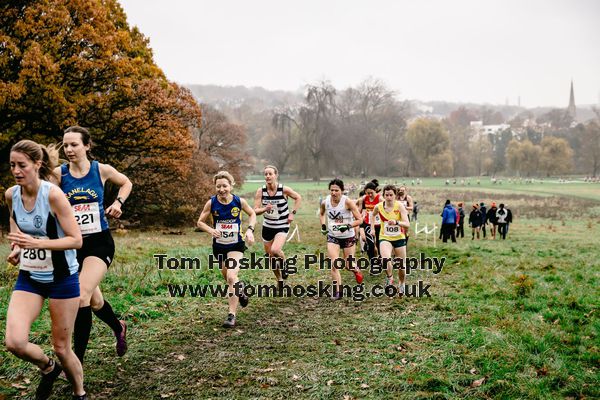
left=14, top=271, right=80, bottom=299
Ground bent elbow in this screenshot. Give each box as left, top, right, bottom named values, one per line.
left=73, top=235, right=83, bottom=249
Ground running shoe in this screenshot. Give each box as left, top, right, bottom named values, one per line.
left=223, top=313, right=236, bottom=328
left=353, top=270, right=364, bottom=284
left=115, top=320, right=128, bottom=357
left=384, top=275, right=394, bottom=287
left=72, top=394, right=88, bottom=400
left=280, top=262, right=289, bottom=280
left=35, top=359, right=63, bottom=400
left=332, top=291, right=342, bottom=301
left=238, top=281, right=249, bottom=307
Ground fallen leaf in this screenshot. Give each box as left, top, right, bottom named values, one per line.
left=360, top=383, right=369, bottom=388
left=469, top=368, right=477, bottom=375
left=292, top=374, right=300, bottom=381
left=176, top=354, right=185, bottom=361
left=327, top=380, right=334, bottom=386
left=471, top=377, right=486, bottom=387
left=334, top=339, right=341, bottom=345
left=23, top=378, right=30, bottom=384
left=11, top=384, right=26, bottom=389
left=401, top=358, right=408, bottom=364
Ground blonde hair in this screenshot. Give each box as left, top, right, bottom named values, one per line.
left=213, top=170, right=235, bottom=186
left=264, top=165, right=278, bottom=176
left=11, top=140, right=59, bottom=181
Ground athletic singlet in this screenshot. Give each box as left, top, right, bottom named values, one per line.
left=363, top=193, right=381, bottom=225
left=60, top=161, right=109, bottom=235
left=12, top=181, right=79, bottom=283
left=377, top=201, right=406, bottom=241
left=397, top=195, right=409, bottom=208
left=261, top=184, right=289, bottom=229
left=325, top=195, right=354, bottom=239
left=211, top=195, right=243, bottom=247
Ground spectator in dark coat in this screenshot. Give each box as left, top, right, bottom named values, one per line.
left=487, top=202, right=498, bottom=239
left=456, top=202, right=465, bottom=238
left=469, top=204, right=482, bottom=239
left=479, top=202, right=487, bottom=238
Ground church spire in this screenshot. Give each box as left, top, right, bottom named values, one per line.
left=567, top=79, right=576, bottom=119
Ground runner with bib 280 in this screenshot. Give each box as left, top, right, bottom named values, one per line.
left=53, top=126, right=132, bottom=365
left=197, top=171, right=256, bottom=328
left=5, top=140, right=87, bottom=400
left=253, top=165, right=301, bottom=282
left=371, top=185, right=410, bottom=296
left=319, top=179, right=364, bottom=300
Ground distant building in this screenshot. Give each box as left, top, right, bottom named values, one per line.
left=482, top=123, right=511, bottom=135
left=470, top=120, right=510, bottom=135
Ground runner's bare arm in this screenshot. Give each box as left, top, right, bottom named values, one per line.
left=283, top=186, right=302, bottom=222
left=5, top=188, right=21, bottom=265
left=253, top=187, right=269, bottom=215
left=346, top=198, right=364, bottom=228
left=196, top=199, right=219, bottom=239
left=100, top=163, right=133, bottom=219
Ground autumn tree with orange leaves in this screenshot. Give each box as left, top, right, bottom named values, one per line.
left=1, top=0, right=247, bottom=224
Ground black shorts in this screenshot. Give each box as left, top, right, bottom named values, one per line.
left=327, top=235, right=356, bottom=249
left=379, top=238, right=407, bottom=248
left=212, top=241, right=246, bottom=262
left=77, top=230, right=115, bottom=271
left=261, top=226, right=289, bottom=242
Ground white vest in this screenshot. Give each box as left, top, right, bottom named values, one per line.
left=325, top=195, right=354, bottom=239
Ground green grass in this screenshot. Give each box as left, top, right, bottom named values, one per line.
left=241, top=176, right=600, bottom=202
left=0, top=183, right=599, bottom=399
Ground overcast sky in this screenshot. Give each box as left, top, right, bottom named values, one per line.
left=119, top=0, right=600, bottom=108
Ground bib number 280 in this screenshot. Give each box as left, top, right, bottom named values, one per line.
left=20, top=237, right=54, bottom=272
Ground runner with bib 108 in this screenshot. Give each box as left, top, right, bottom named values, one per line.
left=371, top=185, right=410, bottom=296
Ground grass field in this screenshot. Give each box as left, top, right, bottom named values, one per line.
left=0, top=181, right=599, bottom=399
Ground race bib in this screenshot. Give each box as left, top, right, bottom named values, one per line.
left=329, top=220, right=350, bottom=236
left=73, top=202, right=102, bottom=234
left=263, top=201, right=280, bottom=220
left=383, top=221, right=402, bottom=238
left=20, top=236, right=53, bottom=272
left=216, top=222, right=239, bottom=245
left=373, top=213, right=381, bottom=225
